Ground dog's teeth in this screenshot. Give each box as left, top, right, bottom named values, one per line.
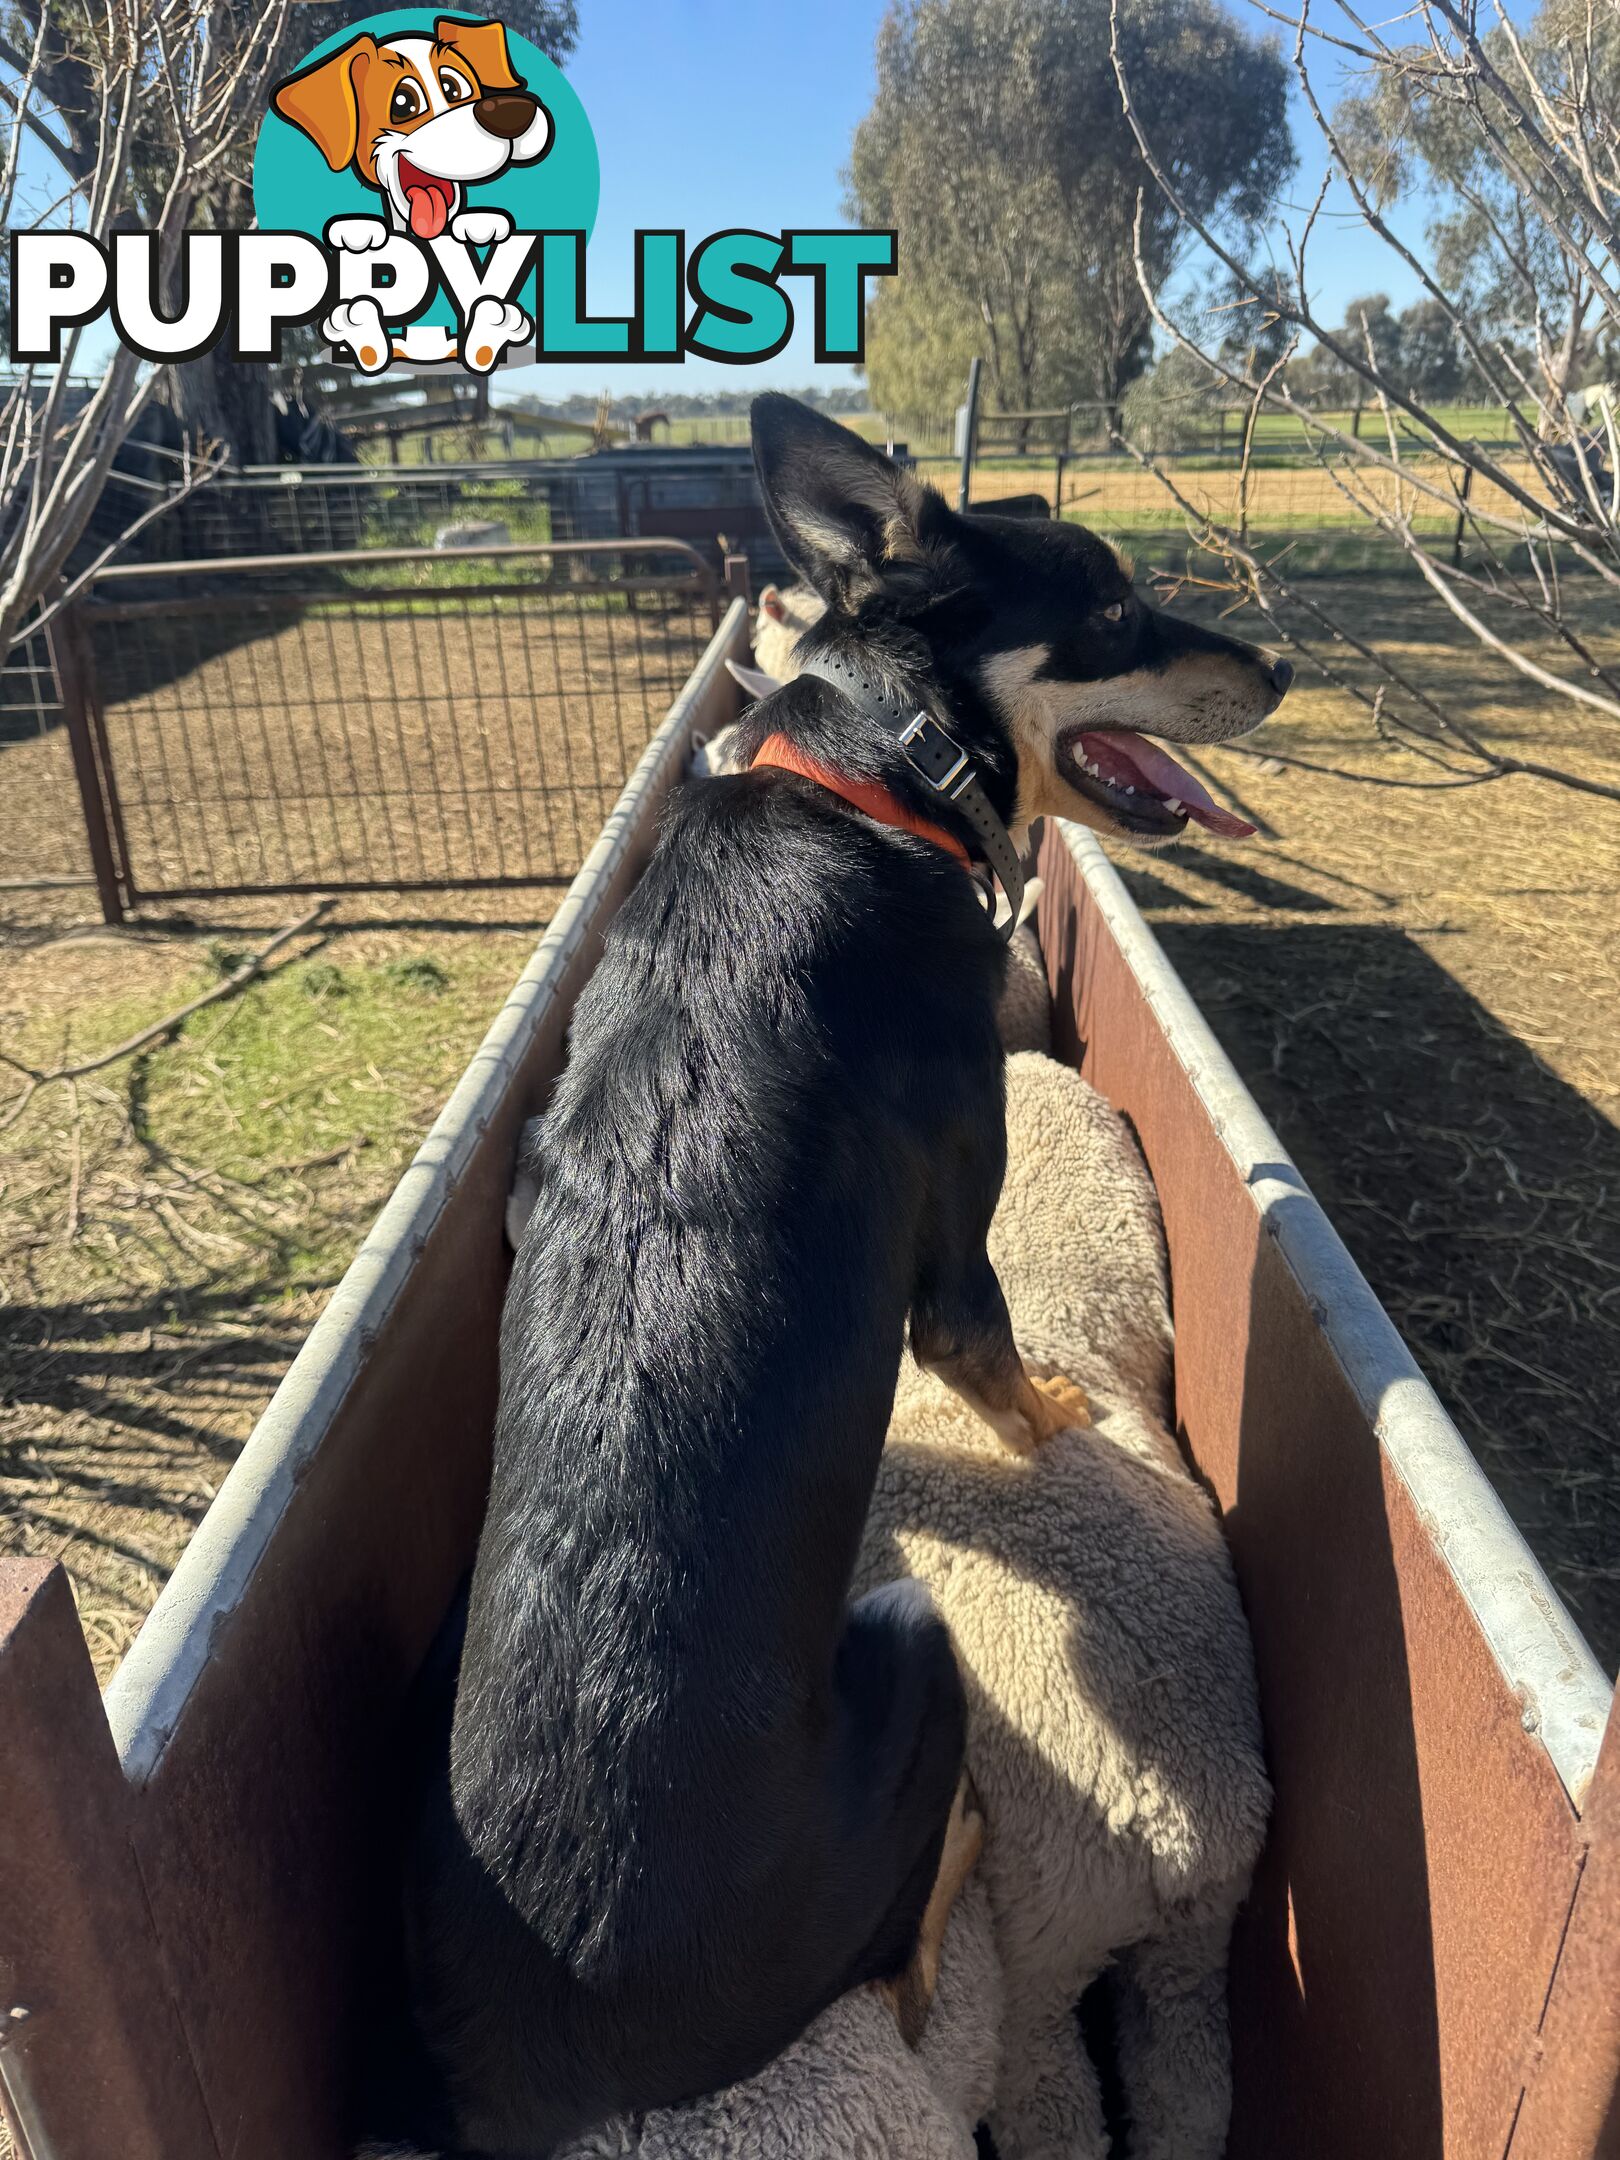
left=1166, top=796, right=1183, bottom=813
left=1124, top=784, right=1136, bottom=794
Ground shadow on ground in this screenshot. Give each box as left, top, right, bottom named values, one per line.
left=1151, top=917, right=1620, bottom=1675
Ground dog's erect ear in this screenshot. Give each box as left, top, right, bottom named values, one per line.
left=434, top=15, right=524, bottom=90
left=751, top=394, right=957, bottom=613
left=271, top=37, right=376, bottom=171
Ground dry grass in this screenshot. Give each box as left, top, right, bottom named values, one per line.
left=0, top=900, right=557, bottom=1681
left=967, top=450, right=1549, bottom=537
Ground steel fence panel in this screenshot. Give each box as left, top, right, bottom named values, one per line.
left=71, top=541, right=719, bottom=907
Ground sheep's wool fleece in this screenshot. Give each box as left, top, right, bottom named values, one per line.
left=854, top=1054, right=1270, bottom=2157
left=553, top=1881, right=1001, bottom=2160
left=996, top=923, right=1052, bottom=1057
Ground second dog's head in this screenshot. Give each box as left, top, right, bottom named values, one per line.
left=272, top=16, right=552, bottom=239
left=751, top=395, right=1292, bottom=848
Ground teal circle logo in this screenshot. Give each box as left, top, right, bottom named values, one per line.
left=254, top=10, right=598, bottom=341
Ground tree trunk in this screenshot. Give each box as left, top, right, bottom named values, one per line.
left=156, top=180, right=279, bottom=468
left=160, top=354, right=279, bottom=467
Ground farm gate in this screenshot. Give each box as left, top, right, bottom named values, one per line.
left=44, top=539, right=731, bottom=922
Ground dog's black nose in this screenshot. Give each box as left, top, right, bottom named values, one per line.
left=1269, top=656, right=1294, bottom=695
left=475, top=92, right=539, bottom=140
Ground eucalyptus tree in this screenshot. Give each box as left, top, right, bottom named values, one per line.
left=851, top=0, right=1292, bottom=429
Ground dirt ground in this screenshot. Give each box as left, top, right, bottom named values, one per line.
left=2, top=556, right=1618, bottom=1684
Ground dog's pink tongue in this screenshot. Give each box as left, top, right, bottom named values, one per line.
left=407, top=185, right=448, bottom=239
left=1081, top=730, right=1256, bottom=838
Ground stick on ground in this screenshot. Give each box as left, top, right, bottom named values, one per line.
left=0, top=900, right=334, bottom=1133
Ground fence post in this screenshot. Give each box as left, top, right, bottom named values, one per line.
left=955, top=357, right=983, bottom=514
left=1450, top=464, right=1474, bottom=568
left=54, top=603, right=126, bottom=927
left=721, top=551, right=753, bottom=619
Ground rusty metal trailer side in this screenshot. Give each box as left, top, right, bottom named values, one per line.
left=1, top=653, right=1614, bottom=2158
left=1039, top=825, right=1616, bottom=2160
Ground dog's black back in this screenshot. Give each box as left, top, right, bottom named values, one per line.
left=401, top=768, right=997, bottom=2147
left=383, top=396, right=1289, bottom=2154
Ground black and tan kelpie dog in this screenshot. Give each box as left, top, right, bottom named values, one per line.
left=376, top=396, right=1291, bottom=2156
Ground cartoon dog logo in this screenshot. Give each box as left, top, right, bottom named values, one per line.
left=271, top=15, right=553, bottom=371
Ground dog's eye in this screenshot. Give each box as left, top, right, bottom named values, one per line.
left=1102, top=601, right=1125, bottom=623
left=389, top=80, right=424, bottom=123
left=439, top=69, right=470, bottom=102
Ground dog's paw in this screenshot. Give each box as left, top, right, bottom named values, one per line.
left=323, top=298, right=390, bottom=373
left=326, top=215, right=389, bottom=254
left=449, top=207, right=514, bottom=247
left=1029, top=1372, right=1092, bottom=1438
left=462, top=296, right=531, bottom=373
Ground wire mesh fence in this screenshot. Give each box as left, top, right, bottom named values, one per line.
left=158, top=462, right=586, bottom=560
left=0, top=617, right=63, bottom=748
left=39, top=541, right=722, bottom=913
left=963, top=446, right=1540, bottom=577
left=146, top=452, right=784, bottom=573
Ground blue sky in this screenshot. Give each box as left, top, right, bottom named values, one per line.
left=513, top=0, right=899, bottom=398
left=513, top=0, right=1434, bottom=401
left=13, top=0, right=1444, bottom=398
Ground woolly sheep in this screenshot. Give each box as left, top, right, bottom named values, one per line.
left=697, top=584, right=824, bottom=777
left=552, top=1879, right=1001, bottom=2160
left=854, top=1050, right=1271, bottom=2160
left=996, top=917, right=1052, bottom=1057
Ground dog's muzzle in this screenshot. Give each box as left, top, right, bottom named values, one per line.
left=476, top=92, right=540, bottom=140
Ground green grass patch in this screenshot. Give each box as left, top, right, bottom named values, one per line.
left=143, top=942, right=519, bottom=1189
left=4, top=934, right=529, bottom=1296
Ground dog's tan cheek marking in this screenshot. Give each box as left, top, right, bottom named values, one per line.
left=979, top=645, right=1056, bottom=828
left=1088, top=654, right=1275, bottom=744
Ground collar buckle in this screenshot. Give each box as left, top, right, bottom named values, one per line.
left=898, top=710, right=973, bottom=795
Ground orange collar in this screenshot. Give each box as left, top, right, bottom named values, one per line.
left=750, top=732, right=972, bottom=870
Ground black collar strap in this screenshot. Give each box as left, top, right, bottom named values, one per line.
left=797, top=650, right=1023, bottom=939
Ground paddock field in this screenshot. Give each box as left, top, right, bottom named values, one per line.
left=1, top=558, right=1617, bottom=1681
left=377, top=400, right=1526, bottom=468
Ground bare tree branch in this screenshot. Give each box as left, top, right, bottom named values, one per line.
left=0, top=0, right=295, bottom=654
left=1109, top=0, right=1620, bottom=806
